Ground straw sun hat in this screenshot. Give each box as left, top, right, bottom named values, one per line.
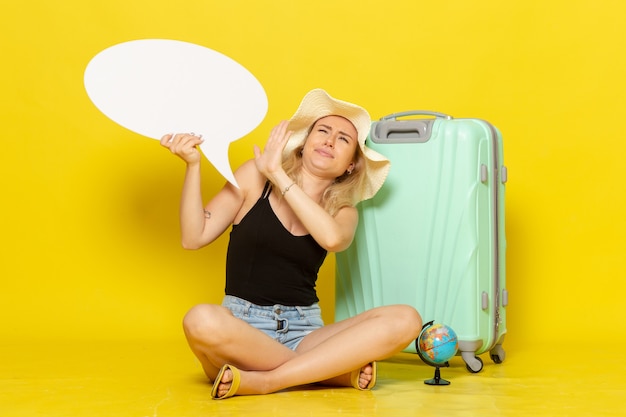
left=283, top=89, right=390, bottom=202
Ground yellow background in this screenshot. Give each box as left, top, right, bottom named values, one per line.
left=2, top=0, right=625, bottom=351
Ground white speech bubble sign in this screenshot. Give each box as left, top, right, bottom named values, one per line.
left=84, top=39, right=268, bottom=187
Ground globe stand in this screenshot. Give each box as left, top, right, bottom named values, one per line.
left=424, top=364, right=451, bottom=386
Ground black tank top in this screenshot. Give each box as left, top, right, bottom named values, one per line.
left=225, top=181, right=327, bottom=306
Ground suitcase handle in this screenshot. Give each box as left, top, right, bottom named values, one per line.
left=380, top=110, right=453, bottom=121
left=370, top=118, right=435, bottom=143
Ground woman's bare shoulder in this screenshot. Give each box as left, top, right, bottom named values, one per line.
left=233, top=158, right=266, bottom=198
left=234, top=159, right=265, bottom=183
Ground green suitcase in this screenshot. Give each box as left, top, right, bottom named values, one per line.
left=335, top=111, right=507, bottom=372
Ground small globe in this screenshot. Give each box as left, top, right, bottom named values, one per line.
left=417, top=323, right=458, bottom=366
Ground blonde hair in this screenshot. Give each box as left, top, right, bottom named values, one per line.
left=282, top=137, right=366, bottom=217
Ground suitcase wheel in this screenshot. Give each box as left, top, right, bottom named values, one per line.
left=461, top=352, right=484, bottom=373
left=489, top=344, right=506, bottom=364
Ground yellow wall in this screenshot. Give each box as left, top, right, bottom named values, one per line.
left=2, top=0, right=625, bottom=348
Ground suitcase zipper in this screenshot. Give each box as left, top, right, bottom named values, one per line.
left=485, top=121, right=503, bottom=341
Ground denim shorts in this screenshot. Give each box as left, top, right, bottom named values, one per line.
left=221, top=295, right=324, bottom=351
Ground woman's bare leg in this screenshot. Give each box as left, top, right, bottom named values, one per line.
left=182, top=304, right=298, bottom=381
left=212, top=304, right=422, bottom=396
left=317, top=362, right=375, bottom=389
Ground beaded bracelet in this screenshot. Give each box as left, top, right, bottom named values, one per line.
left=282, top=182, right=296, bottom=196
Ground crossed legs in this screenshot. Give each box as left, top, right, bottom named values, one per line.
left=183, top=303, right=422, bottom=397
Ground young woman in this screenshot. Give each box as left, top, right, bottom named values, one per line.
left=160, top=89, right=422, bottom=399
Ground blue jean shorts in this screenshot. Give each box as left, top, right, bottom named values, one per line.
left=222, top=295, right=324, bottom=351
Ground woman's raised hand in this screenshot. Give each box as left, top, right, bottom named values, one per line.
left=160, top=133, right=204, bottom=165
left=254, top=121, right=292, bottom=178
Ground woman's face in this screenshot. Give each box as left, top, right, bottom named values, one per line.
left=301, top=115, right=358, bottom=179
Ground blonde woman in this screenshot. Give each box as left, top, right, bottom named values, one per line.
left=160, top=89, right=422, bottom=399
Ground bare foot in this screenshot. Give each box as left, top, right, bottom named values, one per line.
left=212, top=366, right=270, bottom=398
left=214, top=367, right=235, bottom=398
left=356, top=363, right=374, bottom=389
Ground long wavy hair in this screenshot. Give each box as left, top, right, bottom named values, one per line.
left=282, top=127, right=367, bottom=217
